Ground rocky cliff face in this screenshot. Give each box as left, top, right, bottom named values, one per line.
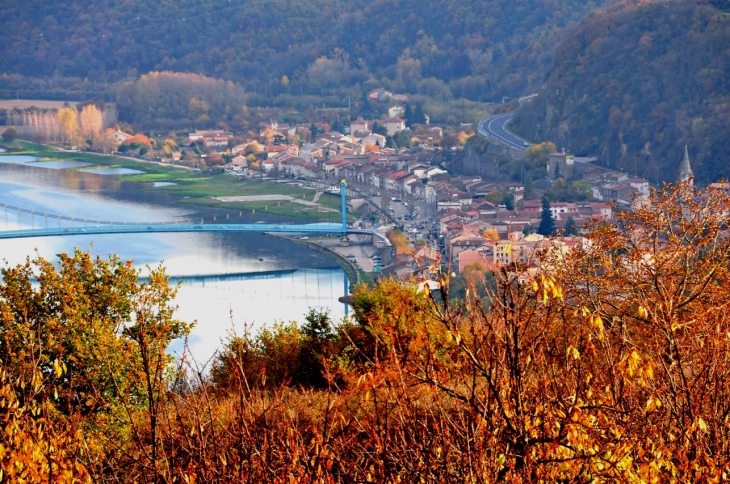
left=451, top=136, right=509, bottom=181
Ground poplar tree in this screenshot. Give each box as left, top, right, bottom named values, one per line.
left=538, top=195, right=554, bottom=235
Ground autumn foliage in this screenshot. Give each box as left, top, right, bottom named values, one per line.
left=385, top=228, right=410, bottom=254
left=3, top=182, right=730, bottom=481
left=122, top=133, right=153, bottom=148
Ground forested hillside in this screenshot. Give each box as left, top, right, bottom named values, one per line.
left=513, top=0, right=730, bottom=184
left=0, top=0, right=617, bottom=102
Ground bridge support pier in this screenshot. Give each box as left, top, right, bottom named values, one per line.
left=341, top=180, right=347, bottom=237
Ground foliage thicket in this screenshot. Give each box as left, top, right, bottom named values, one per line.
left=513, top=0, right=730, bottom=184
left=4, top=183, right=730, bottom=481
left=0, top=0, right=617, bottom=103
left=116, top=71, right=248, bottom=129
left=545, top=178, right=593, bottom=202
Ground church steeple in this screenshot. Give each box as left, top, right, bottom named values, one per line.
left=677, top=144, right=694, bottom=185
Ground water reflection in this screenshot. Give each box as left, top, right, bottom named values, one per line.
left=79, top=167, right=145, bottom=175
left=0, top=163, right=347, bottom=364
left=0, top=155, right=38, bottom=164
left=29, top=160, right=92, bottom=169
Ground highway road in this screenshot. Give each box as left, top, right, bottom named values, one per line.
left=477, top=111, right=531, bottom=151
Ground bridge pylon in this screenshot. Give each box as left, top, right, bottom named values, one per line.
left=340, top=180, right=347, bottom=236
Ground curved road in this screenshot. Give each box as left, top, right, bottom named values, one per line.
left=477, top=111, right=530, bottom=151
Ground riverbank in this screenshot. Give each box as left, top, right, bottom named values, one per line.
left=266, top=233, right=366, bottom=289
left=0, top=140, right=353, bottom=223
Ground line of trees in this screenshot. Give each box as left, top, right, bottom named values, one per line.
left=6, top=103, right=117, bottom=147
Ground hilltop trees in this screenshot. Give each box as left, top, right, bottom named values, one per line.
left=0, top=0, right=619, bottom=104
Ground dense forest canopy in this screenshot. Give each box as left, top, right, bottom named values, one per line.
left=0, top=0, right=618, bottom=102
left=513, top=0, right=730, bottom=184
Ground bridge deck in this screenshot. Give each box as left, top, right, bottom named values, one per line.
left=0, top=222, right=385, bottom=240
left=0, top=223, right=346, bottom=239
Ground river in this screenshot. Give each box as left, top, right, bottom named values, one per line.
left=0, top=156, right=348, bottom=364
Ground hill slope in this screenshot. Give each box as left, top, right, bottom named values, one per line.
left=0, top=0, right=616, bottom=101
left=513, top=0, right=730, bottom=183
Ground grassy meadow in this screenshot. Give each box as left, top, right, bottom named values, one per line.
left=0, top=142, right=351, bottom=222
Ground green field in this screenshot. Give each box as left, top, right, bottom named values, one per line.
left=0, top=142, right=354, bottom=222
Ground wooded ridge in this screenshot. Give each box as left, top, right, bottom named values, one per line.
left=513, top=0, right=730, bottom=184
left=0, top=0, right=618, bottom=102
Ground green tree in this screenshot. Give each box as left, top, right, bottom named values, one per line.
left=486, top=189, right=503, bottom=204
left=503, top=192, right=515, bottom=210
left=564, top=215, right=577, bottom=235
left=546, top=179, right=593, bottom=202
left=391, top=130, right=412, bottom=149
left=310, top=122, right=319, bottom=141
left=537, top=196, right=554, bottom=235
left=524, top=141, right=555, bottom=177
left=295, top=309, right=336, bottom=388
left=372, top=122, right=387, bottom=136
left=413, top=104, right=426, bottom=124
left=404, top=104, right=414, bottom=126
left=524, top=172, right=535, bottom=200
left=0, top=250, right=189, bottom=477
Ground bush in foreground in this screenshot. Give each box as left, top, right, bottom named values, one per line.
left=2, top=182, right=730, bottom=481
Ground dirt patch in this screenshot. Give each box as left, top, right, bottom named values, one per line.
left=215, top=194, right=320, bottom=206
left=214, top=194, right=337, bottom=212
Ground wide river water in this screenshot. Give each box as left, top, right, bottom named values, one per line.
left=0, top=155, right=348, bottom=365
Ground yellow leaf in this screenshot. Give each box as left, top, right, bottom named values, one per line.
left=644, top=396, right=661, bottom=413
left=567, top=345, right=580, bottom=360
left=698, top=417, right=708, bottom=432
left=54, top=359, right=63, bottom=378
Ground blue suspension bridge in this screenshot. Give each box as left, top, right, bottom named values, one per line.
left=0, top=181, right=378, bottom=240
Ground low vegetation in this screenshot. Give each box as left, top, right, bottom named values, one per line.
left=3, top=182, right=730, bottom=481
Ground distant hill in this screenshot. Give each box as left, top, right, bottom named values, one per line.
left=0, top=0, right=617, bottom=102
left=513, top=0, right=730, bottom=184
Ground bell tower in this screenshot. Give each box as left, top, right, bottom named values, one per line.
left=677, top=145, right=694, bottom=186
